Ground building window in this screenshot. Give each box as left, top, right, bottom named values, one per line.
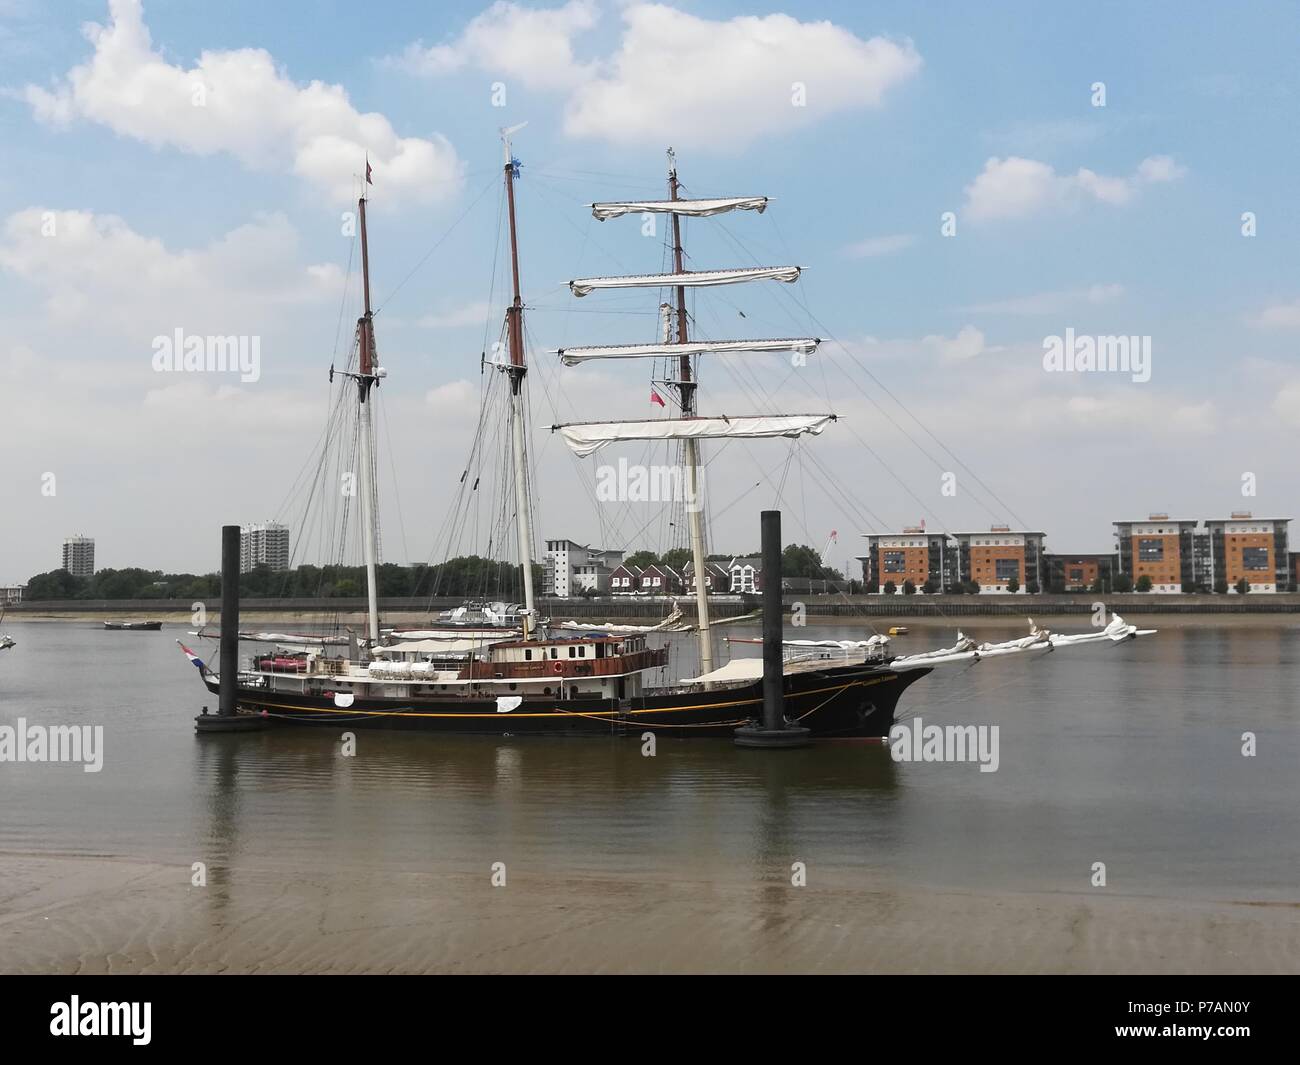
left=995, top=558, right=1019, bottom=582
left=882, top=550, right=906, bottom=574
left=1138, top=538, right=1164, bottom=562
left=1242, top=547, right=1269, bottom=571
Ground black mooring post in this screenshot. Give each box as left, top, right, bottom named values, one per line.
left=760, top=509, right=784, bottom=730
left=218, top=524, right=240, bottom=716
left=197, top=524, right=266, bottom=731
left=734, top=509, right=810, bottom=748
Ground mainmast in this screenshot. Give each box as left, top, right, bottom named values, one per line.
left=667, top=148, right=714, bottom=677
left=501, top=124, right=537, bottom=637
left=355, top=190, right=382, bottom=647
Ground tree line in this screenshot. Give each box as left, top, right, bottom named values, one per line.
left=21, top=544, right=847, bottom=602
left=22, top=557, right=544, bottom=602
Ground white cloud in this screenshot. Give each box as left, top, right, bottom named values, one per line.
left=1064, top=394, right=1216, bottom=433
left=0, top=207, right=343, bottom=334
left=426, top=379, right=479, bottom=412
left=394, top=0, right=598, bottom=91
left=397, top=2, right=921, bottom=151
left=963, top=154, right=1184, bottom=222
left=960, top=284, right=1124, bottom=315
left=566, top=6, right=920, bottom=148
left=922, top=324, right=996, bottom=362
left=1136, top=155, right=1187, bottom=184
left=21, top=0, right=463, bottom=205
left=416, top=301, right=493, bottom=328
left=843, top=233, right=916, bottom=259
left=1250, top=298, right=1300, bottom=329
left=1274, top=380, right=1300, bottom=426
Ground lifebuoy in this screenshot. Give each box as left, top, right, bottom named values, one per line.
left=552, top=661, right=564, bottom=675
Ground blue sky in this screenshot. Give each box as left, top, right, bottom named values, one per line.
left=2, top=0, right=1297, bottom=581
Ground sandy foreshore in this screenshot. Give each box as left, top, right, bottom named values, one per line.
left=0, top=851, right=1294, bottom=974
left=6, top=611, right=1300, bottom=630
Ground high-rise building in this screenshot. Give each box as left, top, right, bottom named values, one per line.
left=61, top=536, right=95, bottom=578
left=240, top=522, right=290, bottom=573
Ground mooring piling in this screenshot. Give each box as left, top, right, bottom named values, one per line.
left=196, top=524, right=267, bottom=732
left=734, top=509, right=811, bottom=748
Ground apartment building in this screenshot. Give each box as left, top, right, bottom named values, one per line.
left=240, top=522, right=290, bottom=573
left=61, top=536, right=95, bottom=578
left=542, top=539, right=624, bottom=597
left=949, top=527, right=1047, bottom=593
left=1113, top=513, right=1291, bottom=592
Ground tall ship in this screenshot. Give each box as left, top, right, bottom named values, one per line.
left=183, top=133, right=1153, bottom=736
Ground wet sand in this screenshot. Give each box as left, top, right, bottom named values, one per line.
left=7, top=611, right=1300, bottom=629
left=0, top=852, right=1294, bottom=974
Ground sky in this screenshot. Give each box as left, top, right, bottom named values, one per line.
left=1, top=0, right=1298, bottom=583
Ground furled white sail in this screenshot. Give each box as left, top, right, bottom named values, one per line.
left=590, top=197, right=768, bottom=221
left=570, top=266, right=801, bottom=297
left=556, top=337, right=820, bottom=365
left=550, top=414, right=836, bottom=458
left=890, top=615, right=1157, bottom=670
left=683, top=616, right=1156, bottom=684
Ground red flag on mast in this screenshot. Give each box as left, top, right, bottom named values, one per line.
left=650, top=388, right=666, bottom=407
left=365, top=158, right=373, bottom=185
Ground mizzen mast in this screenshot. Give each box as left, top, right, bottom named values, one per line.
left=501, top=123, right=537, bottom=638
left=355, top=188, right=382, bottom=647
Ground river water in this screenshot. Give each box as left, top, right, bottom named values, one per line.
left=1, top=618, right=1296, bottom=907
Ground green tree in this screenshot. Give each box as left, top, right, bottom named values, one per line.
left=780, top=544, right=823, bottom=579
left=1006, top=575, right=1020, bottom=594
left=1112, top=572, right=1133, bottom=593
left=921, top=579, right=938, bottom=594
left=23, top=569, right=85, bottom=600
left=1135, top=575, right=1153, bottom=593
left=1235, top=578, right=1250, bottom=595
left=882, top=580, right=897, bottom=596
left=902, top=580, right=916, bottom=596
left=660, top=547, right=692, bottom=571
left=624, top=550, right=659, bottom=570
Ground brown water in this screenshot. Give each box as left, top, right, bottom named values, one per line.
left=1, top=618, right=1296, bottom=904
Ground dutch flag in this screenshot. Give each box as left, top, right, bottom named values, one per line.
left=177, top=641, right=207, bottom=672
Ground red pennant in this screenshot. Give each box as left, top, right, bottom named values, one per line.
left=650, top=388, right=666, bottom=407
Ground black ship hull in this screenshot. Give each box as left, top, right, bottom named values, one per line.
left=202, top=663, right=930, bottom=738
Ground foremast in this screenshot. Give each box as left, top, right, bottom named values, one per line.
left=667, top=149, right=715, bottom=677
left=502, top=124, right=537, bottom=638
